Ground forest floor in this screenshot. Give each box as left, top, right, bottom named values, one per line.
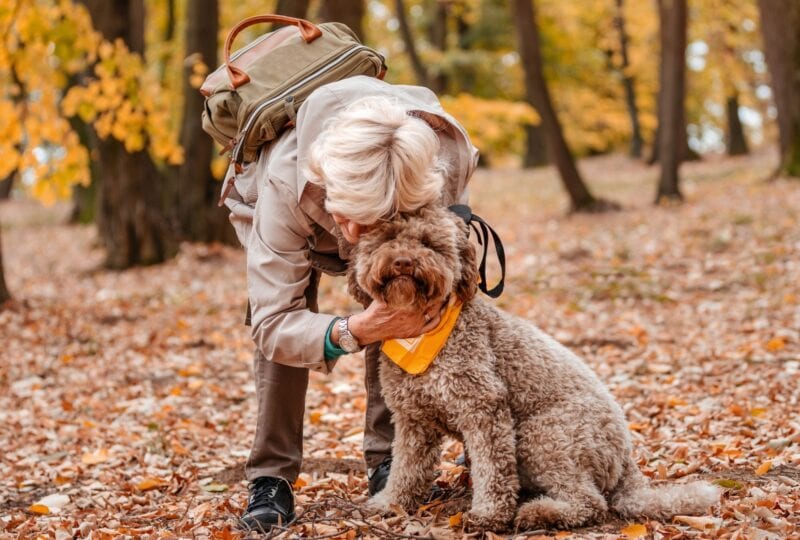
left=1, top=148, right=799, bottom=539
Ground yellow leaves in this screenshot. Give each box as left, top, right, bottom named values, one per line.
left=441, top=94, right=538, bottom=161
left=188, top=54, right=210, bottom=88
left=81, top=448, right=110, bottom=465
left=211, top=156, right=229, bottom=180
left=755, top=460, right=772, bottom=476
left=620, top=523, right=648, bottom=538
left=309, top=411, right=323, bottom=425
left=136, top=477, right=169, bottom=491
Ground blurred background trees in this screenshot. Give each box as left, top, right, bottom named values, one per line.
left=0, top=0, right=795, bottom=288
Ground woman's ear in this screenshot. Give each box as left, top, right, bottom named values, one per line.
left=454, top=221, right=479, bottom=303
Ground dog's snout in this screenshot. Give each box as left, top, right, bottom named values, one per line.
left=393, top=256, right=414, bottom=274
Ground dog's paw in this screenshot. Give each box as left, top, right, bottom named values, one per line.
left=363, top=491, right=396, bottom=515
left=464, top=509, right=513, bottom=532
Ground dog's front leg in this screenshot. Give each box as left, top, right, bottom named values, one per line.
left=367, top=414, right=442, bottom=513
left=460, top=405, right=519, bottom=531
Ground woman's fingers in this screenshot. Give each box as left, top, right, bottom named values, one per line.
left=420, top=311, right=442, bottom=334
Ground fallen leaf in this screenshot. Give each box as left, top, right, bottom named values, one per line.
left=766, top=338, right=785, bottom=352
left=750, top=407, right=768, bottom=417
left=293, top=477, right=307, bottom=489
left=309, top=411, right=323, bottom=424
left=621, top=523, right=648, bottom=538
left=81, top=448, right=109, bottom=465
left=136, top=477, right=168, bottom=491
left=755, top=460, right=772, bottom=475
left=200, top=483, right=228, bottom=492
left=448, top=512, right=462, bottom=528
left=674, top=515, right=722, bottom=531
left=713, top=478, right=744, bottom=490
left=28, top=504, right=50, bottom=515
left=171, top=440, right=190, bottom=456
left=178, top=363, right=203, bottom=377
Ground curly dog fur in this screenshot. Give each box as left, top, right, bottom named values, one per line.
left=349, top=205, right=720, bottom=531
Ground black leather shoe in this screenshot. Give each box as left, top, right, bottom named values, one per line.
left=368, top=457, right=392, bottom=495
left=241, top=476, right=296, bottom=531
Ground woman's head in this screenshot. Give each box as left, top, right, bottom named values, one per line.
left=306, top=96, right=447, bottom=237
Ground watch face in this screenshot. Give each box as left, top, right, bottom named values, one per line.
left=339, top=318, right=360, bottom=353
left=340, top=334, right=359, bottom=353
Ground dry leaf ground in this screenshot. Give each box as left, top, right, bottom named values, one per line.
left=1, top=149, right=798, bottom=539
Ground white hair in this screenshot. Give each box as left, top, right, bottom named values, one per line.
left=306, top=96, right=447, bottom=225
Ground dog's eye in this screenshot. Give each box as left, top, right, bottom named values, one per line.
left=420, top=236, right=433, bottom=249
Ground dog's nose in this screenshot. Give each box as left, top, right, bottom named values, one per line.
left=393, top=257, right=413, bottom=274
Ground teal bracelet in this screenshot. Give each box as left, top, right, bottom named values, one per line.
left=324, top=318, right=347, bottom=361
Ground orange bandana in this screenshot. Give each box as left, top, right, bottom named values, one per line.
left=381, top=297, right=463, bottom=375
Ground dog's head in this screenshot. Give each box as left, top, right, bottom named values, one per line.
left=349, top=205, right=478, bottom=310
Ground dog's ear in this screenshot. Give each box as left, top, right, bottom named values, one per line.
left=453, top=219, right=479, bottom=303
left=347, top=261, right=373, bottom=308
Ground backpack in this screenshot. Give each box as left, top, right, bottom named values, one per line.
left=200, top=14, right=386, bottom=177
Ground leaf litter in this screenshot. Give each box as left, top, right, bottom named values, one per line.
left=1, top=150, right=798, bottom=538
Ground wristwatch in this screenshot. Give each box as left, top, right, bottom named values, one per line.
left=337, top=316, right=363, bottom=353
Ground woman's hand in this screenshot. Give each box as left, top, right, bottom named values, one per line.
left=347, top=301, right=442, bottom=345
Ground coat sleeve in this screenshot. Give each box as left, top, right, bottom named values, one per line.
left=247, top=174, right=339, bottom=373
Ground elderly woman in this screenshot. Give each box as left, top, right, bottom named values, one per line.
left=223, top=76, right=477, bottom=530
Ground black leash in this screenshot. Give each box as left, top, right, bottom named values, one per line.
left=448, top=204, right=506, bottom=298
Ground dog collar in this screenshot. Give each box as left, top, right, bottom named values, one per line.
left=381, top=297, right=463, bottom=375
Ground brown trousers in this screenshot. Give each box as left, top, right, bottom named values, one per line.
left=245, top=269, right=395, bottom=482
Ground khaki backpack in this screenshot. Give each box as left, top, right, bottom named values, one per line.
left=200, top=14, right=386, bottom=200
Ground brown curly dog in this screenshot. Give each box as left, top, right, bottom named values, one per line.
left=349, top=205, right=720, bottom=531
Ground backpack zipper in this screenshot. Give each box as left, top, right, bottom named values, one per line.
left=231, top=44, right=369, bottom=165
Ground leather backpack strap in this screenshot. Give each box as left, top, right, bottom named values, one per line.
left=224, top=14, right=323, bottom=89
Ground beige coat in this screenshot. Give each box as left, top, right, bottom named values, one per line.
left=222, top=76, right=478, bottom=373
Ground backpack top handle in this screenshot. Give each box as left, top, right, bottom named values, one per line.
left=224, top=14, right=323, bottom=89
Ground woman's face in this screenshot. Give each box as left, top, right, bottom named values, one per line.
left=331, top=213, right=367, bottom=244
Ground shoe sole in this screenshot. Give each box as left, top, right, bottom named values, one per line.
left=240, top=512, right=297, bottom=532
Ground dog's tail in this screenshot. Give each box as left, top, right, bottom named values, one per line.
left=610, top=460, right=720, bottom=519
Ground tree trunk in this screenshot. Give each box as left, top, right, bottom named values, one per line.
left=614, top=0, right=644, bottom=158
left=274, top=0, right=311, bottom=19
left=67, top=102, right=99, bottom=224
left=0, top=227, right=11, bottom=305
left=81, top=0, right=177, bottom=267
left=511, top=0, right=608, bottom=211
left=726, top=94, right=749, bottom=156
left=523, top=125, right=549, bottom=167
left=175, top=0, right=236, bottom=244
left=655, top=0, right=687, bottom=202
left=757, top=0, right=800, bottom=177
left=426, top=0, right=449, bottom=94
left=395, top=0, right=429, bottom=86
left=0, top=174, right=13, bottom=199
left=317, top=0, right=365, bottom=41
